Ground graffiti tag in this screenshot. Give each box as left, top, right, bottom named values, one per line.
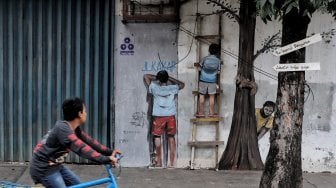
left=123, top=130, right=141, bottom=134
left=130, top=112, right=146, bottom=128
left=119, top=139, right=129, bottom=144
left=120, top=37, right=134, bottom=55
left=142, top=61, right=177, bottom=72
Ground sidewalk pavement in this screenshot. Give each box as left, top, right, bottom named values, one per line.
left=1, top=163, right=336, bottom=188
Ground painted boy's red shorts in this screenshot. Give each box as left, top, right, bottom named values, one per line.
left=152, top=116, right=176, bottom=136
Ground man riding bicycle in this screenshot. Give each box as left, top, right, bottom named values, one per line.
left=30, top=97, right=121, bottom=188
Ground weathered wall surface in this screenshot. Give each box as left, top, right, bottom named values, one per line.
left=114, top=1, right=336, bottom=171
left=114, top=3, right=178, bottom=167
left=300, top=13, right=336, bottom=171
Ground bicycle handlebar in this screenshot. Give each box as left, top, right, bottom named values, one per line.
left=68, top=155, right=122, bottom=188
left=115, top=153, right=122, bottom=160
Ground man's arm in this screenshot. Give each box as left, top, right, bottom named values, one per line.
left=143, top=74, right=156, bottom=89
left=168, top=76, right=185, bottom=90
left=57, top=125, right=112, bottom=164
left=77, top=129, right=113, bottom=156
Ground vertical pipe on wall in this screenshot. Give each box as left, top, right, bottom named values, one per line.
left=71, top=0, right=81, bottom=163
left=17, top=0, right=24, bottom=161
left=26, top=0, right=33, bottom=160
left=93, top=0, right=100, bottom=137
left=36, top=0, right=43, bottom=142
left=75, top=0, right=81, bottom=97
left=46, top=0, right=53, bottom=131
left=56, top=0, right=62, bottom=120
left=40, top=0, right=47, bottom=137
left=84, top=0, right=91, bottom=134
left=109, top=0, right=115, bottom=148
left=65, top=0, right=72, bottom=98
left=7, top=0, right=14, bottom=161
left=0, top=0, right=4, bottom=160
left=101, top=0, right=109, bottom=145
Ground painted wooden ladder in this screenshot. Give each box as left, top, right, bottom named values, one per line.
left=188, top=13, right=224, bottom=170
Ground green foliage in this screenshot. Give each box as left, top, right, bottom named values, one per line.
left=284, top=1, right=299, bottom=14
left=260, top=30, right=282, bottom=53
left=208, top=0, right=336, bottom=21
left=257, top=0, right=277, bottom=23
left=327, top=0, right=336, bottom=18
left=206, top=0, right=240, bottom=21
left=258, top=0, right=336, bottom=23
left=321, top=28, right=336, bottom=43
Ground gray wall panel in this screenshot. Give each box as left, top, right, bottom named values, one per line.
left=0, top=0, right=3, bottom=161
left=0, top=0, right=115, bottom=163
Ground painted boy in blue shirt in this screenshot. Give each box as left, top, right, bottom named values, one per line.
left=144, top=70, right=184, bottom=168
left=196, top=43, right=221, bottom=117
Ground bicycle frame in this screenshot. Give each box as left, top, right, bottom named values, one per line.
left=68, top=164, right=118, bottom=188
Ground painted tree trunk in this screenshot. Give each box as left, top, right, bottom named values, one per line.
left=218, top=0, right=263, bottom=170
left=259, top=7, right=311, bottom=187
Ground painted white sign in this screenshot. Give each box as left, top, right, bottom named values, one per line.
left=272, top=62, right=320, bottom=72
left=273, top=34, right=322, bottom=56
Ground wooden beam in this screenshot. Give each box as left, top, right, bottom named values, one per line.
left=188, top=141, right=224, bottom=147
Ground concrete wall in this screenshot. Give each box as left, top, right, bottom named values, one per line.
left=114, top=3, right=178, bottom=167
left=114, top=1, right=336, bottom=172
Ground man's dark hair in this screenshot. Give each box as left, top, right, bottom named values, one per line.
left=156, top=70, right=169, bottom=83
left=62, top=97, right=85, bottom=121
left=209, top=43, right=220, bottom=55
left=263, top=101, right=276, bottom=108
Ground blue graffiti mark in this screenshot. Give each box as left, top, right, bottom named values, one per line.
left=142, top=61, right=177, bottom=72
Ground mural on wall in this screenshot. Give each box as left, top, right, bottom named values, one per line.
left=143, top=72, right=184, bottom=168
left=120, top=37, right=135, bottom=55
left=255, top=101, right=276, bottom=140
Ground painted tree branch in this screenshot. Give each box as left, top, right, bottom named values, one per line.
left=253, top=31, right=281, bottom=61
left=207, top=0, right=241, bottom=23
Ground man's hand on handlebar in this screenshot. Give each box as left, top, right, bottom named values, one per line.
left=109, top=149, right=122, bottom=167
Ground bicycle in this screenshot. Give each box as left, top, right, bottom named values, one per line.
left=0, top=156, right=122, bottom=188
left=68, top=154, right=122, bottom=188
left=0, top=181, right=30, bottom=188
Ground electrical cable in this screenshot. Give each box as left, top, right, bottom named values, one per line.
left=130, top=0, right=279, bottom=81
left=129, top=0, right=315, bottom=100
